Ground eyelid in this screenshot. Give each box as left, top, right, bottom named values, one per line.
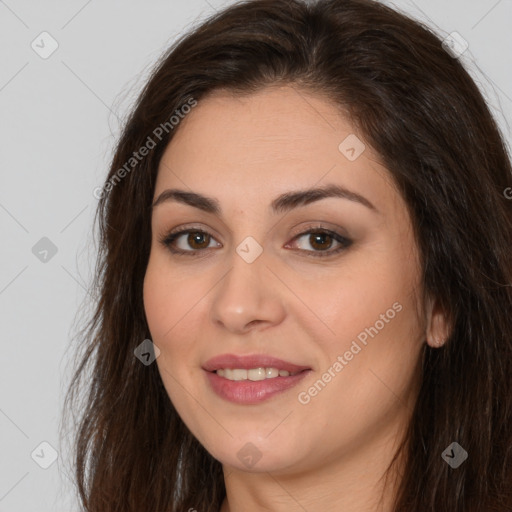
left=285, top=225, right=352, bottom=257
left=158, top=225, right=221, bottom=256
left=287, top=222, right=350, bottom=241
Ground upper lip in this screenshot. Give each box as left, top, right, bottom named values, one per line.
left=202, top=353, right=311, bottom=373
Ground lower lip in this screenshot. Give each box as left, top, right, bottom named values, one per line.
left=204, top=369, right=311, bottom=404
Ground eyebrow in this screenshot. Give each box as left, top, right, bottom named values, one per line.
left=151, top=183, right=378, bottom=215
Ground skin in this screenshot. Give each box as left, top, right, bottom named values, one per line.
left=143, top=85, right=449, bottom=512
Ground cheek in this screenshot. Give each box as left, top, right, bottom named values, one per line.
left=142, top=239, right=230, bottom=438
left=294, top=241, right=423, bottom=426
left=143, top=252, right=217, bottom=386
left=293, top=238, right=421, bottom=355
left=143, top=251, right=206, bottom=342
left=143, top=258, right=203, bottom=414
left=294, top=305, right=423, bottom=464
left=143, top=257, right=200, bottom=403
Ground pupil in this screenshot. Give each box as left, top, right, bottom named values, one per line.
left=189, top=232, right=209, bottom=249
left=311, top=233, right=331, bottom=250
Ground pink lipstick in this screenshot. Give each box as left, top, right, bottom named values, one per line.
left=202, top=353, right=311, bottom=405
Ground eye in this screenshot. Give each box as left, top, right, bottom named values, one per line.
left=286, top=227, right=352, bottom=258
left=159, top=228, right=220, bottom=256
left=159, top=225, right=352, bottom=258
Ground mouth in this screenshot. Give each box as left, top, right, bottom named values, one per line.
left=213, top=367, right=304, bottom=380
left=202, top=353, right=312, bottom=404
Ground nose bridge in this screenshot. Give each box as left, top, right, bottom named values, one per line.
left=218, top=238, right=267, bottom=308
left=210, top=237, right=285, bottom=332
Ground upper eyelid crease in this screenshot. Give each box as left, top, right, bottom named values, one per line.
left=151, top=184, right=379, bottom=216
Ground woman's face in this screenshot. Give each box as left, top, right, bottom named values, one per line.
left=143, top=85, right=428, bottom=474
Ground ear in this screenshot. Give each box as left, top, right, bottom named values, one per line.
left=424, top=296, right=451, bottom=348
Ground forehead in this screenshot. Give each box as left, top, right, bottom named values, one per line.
left=161, top=85, right=355, bottom=167
left=155, top=85, right=396, bottom=214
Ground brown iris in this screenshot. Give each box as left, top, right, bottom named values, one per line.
left=307, top=232, right=334, bottom=251
left=187, top=231, right=211, bottom=250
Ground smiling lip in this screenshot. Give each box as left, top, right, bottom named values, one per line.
left=202, top=353, right=311, bottom=405
left=202, top=353, right=311, bottom=373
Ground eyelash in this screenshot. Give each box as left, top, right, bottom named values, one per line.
left=158, top=224, right=353, bottom=258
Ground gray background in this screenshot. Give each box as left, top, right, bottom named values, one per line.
left=0, top=0, right=510, bottom=510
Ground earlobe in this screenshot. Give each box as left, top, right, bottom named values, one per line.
left=425, top=296, right=450, bottom=348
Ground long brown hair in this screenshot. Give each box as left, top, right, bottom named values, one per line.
left=61, top=0, right=512, bottom=510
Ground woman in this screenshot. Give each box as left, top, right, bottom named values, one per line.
left=62, top=0, right=512, bottom=510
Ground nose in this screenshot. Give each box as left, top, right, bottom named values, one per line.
left=209, top=248, right=286, bottom=335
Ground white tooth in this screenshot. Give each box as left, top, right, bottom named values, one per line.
left=224, top=368, right=234, bottom=380
left=232, top=369, right=248, bottom=381
left=247, top=368, right=266, bottom=381
left=265, top=367, right=279, bottom=378
left=216, top=367, right=299, bottom=380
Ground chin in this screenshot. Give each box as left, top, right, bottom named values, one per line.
left=205, top=436, right=307, bottom=474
